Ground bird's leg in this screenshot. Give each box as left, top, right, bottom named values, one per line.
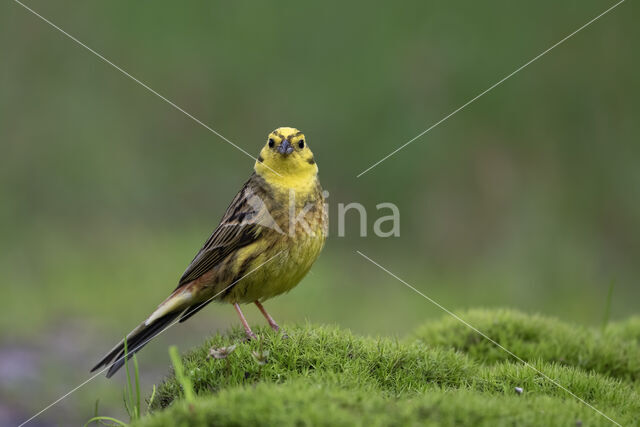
left=254, top=300, right=280, bottom=332
left=233, top=303, right=257, bottom=340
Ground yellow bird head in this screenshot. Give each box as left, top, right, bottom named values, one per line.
left=255, top=127, right=318, bottom=185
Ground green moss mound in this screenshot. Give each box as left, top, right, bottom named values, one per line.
left=138, top=382, right=620, bottom=427
left=133, top=310, right=640, bottom=426
left=412, top=309, right=640, bottom=382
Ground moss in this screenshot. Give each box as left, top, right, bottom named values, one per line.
left=136, top=382, right=620, bottom=427
left=152, top=324, right=476, bottom=409
left=412, top=309, right=640, bottom=382
left=606, top=315, right=640, bottom=344
left=134, top=310, right=640, bottom=426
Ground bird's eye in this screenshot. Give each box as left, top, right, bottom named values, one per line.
left=268, top=139, right=275, bottom=148
left=298, top=140, right=305, bottom=149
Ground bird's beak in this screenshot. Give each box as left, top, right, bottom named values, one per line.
left=277, top=139, right=294, bottom=156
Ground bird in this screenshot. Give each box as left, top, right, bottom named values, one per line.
left=91, top=127, right=327, bottom=378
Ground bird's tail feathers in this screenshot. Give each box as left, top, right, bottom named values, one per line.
left=91, top=288, right=196, bottom=378
left=90, top=311, right=182, bottom=378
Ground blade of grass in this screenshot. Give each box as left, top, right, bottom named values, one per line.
left=84, top=416, right=127, bottom=427
left=147, top=385, right=157, bottom=414
left=601, top=279, right=615, bottom=332
left=168, top=346, right=195, bottom=402
left=122, top=389, right=131, bottom=419
left=133, top=354, right=141, bottom=419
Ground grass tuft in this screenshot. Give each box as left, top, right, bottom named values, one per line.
left=88, top=338, right=157, bottom=426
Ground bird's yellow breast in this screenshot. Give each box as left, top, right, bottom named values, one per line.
left=221, top=187, right=327, bottom=303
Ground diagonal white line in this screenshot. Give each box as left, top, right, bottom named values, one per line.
left=18, top=250, right=285, bottom=427
left=13, top=0, right=281, bottom=177
left=356, top=0, right=626, bottom=178
left=356, top=250, right=622, bottom=426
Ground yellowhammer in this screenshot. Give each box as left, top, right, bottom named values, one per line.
left=92, top=127, right=327, bottom=377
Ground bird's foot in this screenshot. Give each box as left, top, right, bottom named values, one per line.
left=268, top=322, right=289, bottom=339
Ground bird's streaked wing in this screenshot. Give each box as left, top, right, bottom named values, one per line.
left=177, top=174, right=268, bottom=287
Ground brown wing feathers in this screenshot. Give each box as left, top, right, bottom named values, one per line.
left=177, top=176, right=264, bottom=287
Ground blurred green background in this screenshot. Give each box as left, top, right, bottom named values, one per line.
left=1, top=0, right=638, bottom=425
